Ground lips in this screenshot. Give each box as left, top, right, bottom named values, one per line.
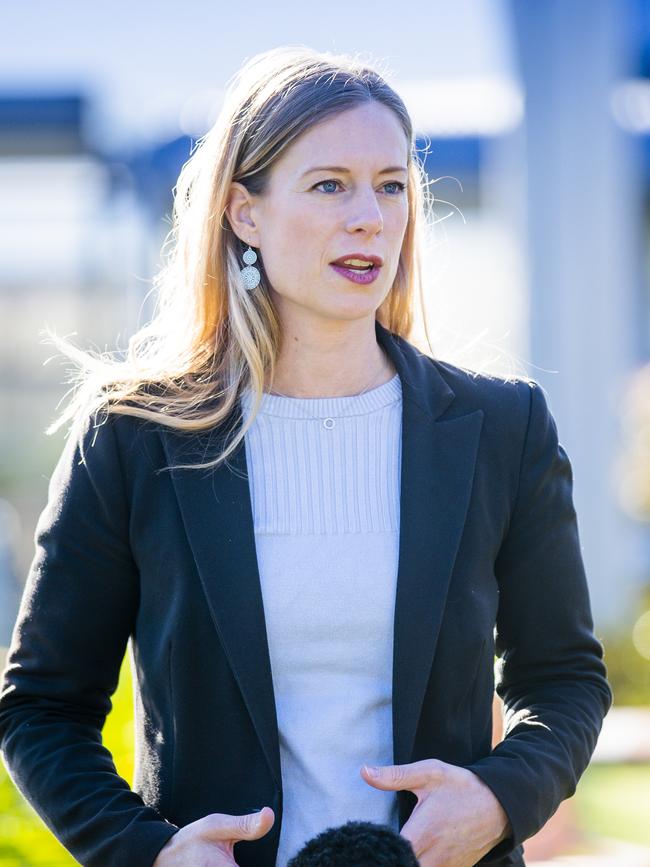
left=330, top=253, right=384, bottom=269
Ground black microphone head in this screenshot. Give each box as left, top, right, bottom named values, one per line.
left=286, top=819, right=420, bottom=866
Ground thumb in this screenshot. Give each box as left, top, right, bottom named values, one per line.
left=361, top=760, right=435, bottom=792
left=201, top=806, right=275, bottom=842
left=361, top=759, right=440, bottom=794
left=361, top=764, right=396, bottom=789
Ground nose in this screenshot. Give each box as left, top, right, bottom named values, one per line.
left=345, top=187, right=384, bottom=235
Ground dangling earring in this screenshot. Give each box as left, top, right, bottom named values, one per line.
left=240, top=245, right=261, bottom=291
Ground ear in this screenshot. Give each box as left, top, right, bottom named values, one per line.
left=225, top=182, right=261, bottom=247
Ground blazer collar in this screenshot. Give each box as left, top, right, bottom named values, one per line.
left=374, top=318, right=455, bottom=420
left=161, top=320, right=484, bottom=811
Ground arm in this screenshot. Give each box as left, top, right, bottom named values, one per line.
left=464, top=381, right=613, bottom=861
left=0, top=411, right=179, bottom=867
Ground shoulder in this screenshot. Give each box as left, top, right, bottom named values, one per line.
left=388, top=328, right=539, bottom=417
left=60, top=398, right=164, bottom=485
left=426, top=357, right=567, bottom=498
left=429, top=355, right=544, bottom=423
left=416, top=354, right=561, bottom=474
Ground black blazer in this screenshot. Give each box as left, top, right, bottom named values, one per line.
left=0, top=320, right=612, bottom=867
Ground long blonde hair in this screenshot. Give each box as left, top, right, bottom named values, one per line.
left=45, top=45, right=434, bottom=471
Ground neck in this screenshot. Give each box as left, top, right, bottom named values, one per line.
left=264, top=317, right=396, bottom=398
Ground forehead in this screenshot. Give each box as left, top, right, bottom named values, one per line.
left=274, top=102, right=409, bottom=175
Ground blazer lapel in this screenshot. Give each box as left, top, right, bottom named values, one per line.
left=375, top=322, right=484, bottom=768
left=160, top=320, right=483, bottom=795
left=161, top=415, right=283, bottom=790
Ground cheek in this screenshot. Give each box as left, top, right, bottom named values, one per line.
left=389, top=201, right=409, bottom=236
left=262, top=207, right=327, bottom=277
left=258, top=231, right=310, bottom=293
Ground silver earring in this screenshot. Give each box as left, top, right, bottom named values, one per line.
left=240, top=245, right=261, bottom=291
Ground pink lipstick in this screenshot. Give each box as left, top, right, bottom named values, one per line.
left=330, top=263, right=381, bottom=284
left=329, top=253, right=383, bottom=285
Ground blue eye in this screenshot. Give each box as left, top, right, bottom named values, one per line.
left=383, top=181, right=406, bottom=195
left=313, top=179, right=406, bottom=195
left=316, top=179, right=340, bottom=194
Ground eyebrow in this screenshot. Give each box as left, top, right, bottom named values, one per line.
left=301, top=165, right=408, bottom=177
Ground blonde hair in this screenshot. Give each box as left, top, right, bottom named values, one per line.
left=45, top=45, right=434, bottom=471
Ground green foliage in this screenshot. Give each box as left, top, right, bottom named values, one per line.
left=601, top=630, right=650, bottom=706
left=600, top=586, right=650, bottom=707
left=0, top=651, right=135, bottom=866
left=574, top=762, right=650, bottom=847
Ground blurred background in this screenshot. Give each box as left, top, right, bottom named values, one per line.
left=2, top=0, right=650, bottom=864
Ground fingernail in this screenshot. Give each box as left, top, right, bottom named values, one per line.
left=365, top=765, right=380, bottom=778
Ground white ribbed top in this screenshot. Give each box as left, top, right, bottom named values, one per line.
left=239, top=373, right=402, bottom=535
left=239, top=373, right=404, bottom=866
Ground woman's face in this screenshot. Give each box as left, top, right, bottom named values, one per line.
left=231, top=101, right=410, bottom=325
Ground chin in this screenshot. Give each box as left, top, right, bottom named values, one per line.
left=320, top=304, right=382, bottom=323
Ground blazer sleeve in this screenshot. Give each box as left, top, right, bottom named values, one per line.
left=464, top=380, right=614, bottom=862
left=0, top=411, right=179, bottom=867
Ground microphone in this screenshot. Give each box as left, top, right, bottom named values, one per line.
left=286, top=819, right=420, bottom=866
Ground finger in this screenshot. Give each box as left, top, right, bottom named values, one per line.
left=361, top=759, right=446, bottom=792
left=198, top=807, right=275, bottom=842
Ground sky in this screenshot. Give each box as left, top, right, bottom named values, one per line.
left=2, top=0, right=517, bottom=147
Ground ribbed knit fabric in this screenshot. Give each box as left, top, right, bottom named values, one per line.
left=239, top=372, right=403, bottom=867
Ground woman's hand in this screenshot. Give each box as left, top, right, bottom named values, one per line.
left=152, top=806, right=275, bottom=866
left=362, top=759, right=511, bottom=867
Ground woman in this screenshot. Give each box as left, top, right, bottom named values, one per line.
left=0, top=46, right=612, bottom=867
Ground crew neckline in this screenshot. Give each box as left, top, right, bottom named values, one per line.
left=240, top=372, right=401, bottom=419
